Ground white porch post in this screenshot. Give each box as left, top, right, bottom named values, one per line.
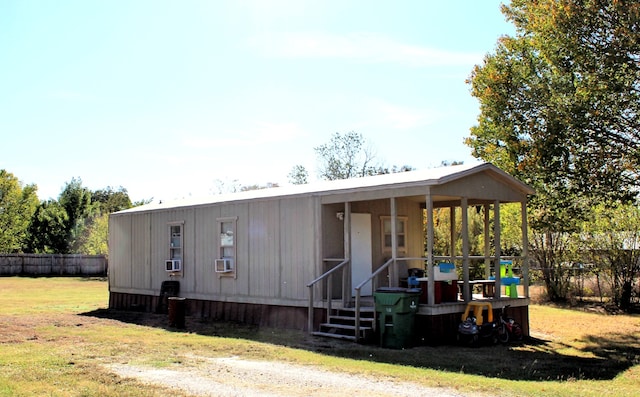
left=390, top=197, right=398, bottom=287
left=521, top=200, right=529, bottom=298
left=461, top=197, right=470, bottom=302
left=484, top=204, right=491, bottom=280
left=426, top=188, right=435, bottom=306
left=449, top=206, right=456, bottom=263
left=493, top=200, right=502, bottom=299
left=343, top=202, right=351, bottom=305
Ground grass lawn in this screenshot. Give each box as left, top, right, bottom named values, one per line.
left=0, top=277, right=639, bottom=396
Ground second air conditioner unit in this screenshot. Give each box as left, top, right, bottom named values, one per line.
left=215, top=258, right=233, bottom=273
left=165, top=259, right=182, bottom=272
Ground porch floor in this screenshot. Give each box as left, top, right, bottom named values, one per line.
left=341, top=295, right=530, bottom=317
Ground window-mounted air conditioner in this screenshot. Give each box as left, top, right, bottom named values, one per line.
left=215, top=258, right=233, bottom=273
left=165, top=259, right=182, bottom=272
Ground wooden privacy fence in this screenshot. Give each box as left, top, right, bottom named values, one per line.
left=0, top=254, right=107, bottom=276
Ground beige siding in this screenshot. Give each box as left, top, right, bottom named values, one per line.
left=248, top=200, right=281, bottom=298
left=109, top=214, right=132, bottom=289
left=322, top=203, right=344, bottom=259
left=193, top=205, right=219, bottom=295
left=279, top=197, right=315, bottom=300
left=433, top=172, right=526, bottom=202
left=148, top=209, right=193, bottom=293
left=112, top=195, right=420, bottom=301
left=130, top=213, right=151, bottom=290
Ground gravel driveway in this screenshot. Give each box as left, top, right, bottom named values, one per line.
left=108, top=355, right=473, bottom=397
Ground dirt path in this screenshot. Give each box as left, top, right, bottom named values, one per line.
left=108, top=355, right=472, bottom=397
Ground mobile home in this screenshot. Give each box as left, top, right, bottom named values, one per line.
left=108, top=162, right=534, bottom=343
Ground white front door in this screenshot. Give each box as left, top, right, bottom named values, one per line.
left=351, top=213, right=372, bottom=296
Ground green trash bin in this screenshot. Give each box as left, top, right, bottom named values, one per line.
left=374, top=287, right=420, bottom=349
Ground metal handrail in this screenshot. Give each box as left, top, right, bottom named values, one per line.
left=353, top=257, right=394, bottom=342
left=306, top=258, right=350, bottom=334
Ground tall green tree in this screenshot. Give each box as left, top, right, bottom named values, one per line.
left=58, top=178, right=94, bottom=253
left=91, top=186, right=132, bottom=214
left=26, top=200, right=69, bottom=254
left=75, top=186, right=134, bottom=255
left=466, top=0, right=639, bottom=301
left=468, top=0, right=639, bottom=201
left=0, top=170, right=39, bottom=253
left=75, top=213, right=109, bottom=255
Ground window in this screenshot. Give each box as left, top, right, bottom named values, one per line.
left=215, top=217, right=237, bottom=276
left=381, top=216, right=407, bottom=254
left=166, top=222, right=183, bottom=273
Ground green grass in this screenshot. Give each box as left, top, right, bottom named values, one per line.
left=0, top=276, right=639, bottom=396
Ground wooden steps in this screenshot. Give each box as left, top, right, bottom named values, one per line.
left=312, top=306, right=376, bottom=343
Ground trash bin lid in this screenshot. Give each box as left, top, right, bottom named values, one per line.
left=375, top=287, right=420, bottom=294
left=376, top=287, right=408, bottom=293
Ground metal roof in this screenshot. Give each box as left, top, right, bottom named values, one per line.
left=114, top=162, right=534, bottom=215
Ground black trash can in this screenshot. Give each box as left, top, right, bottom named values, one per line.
left=157, top=280, right=180, bottom=314
left=168, top=297, right=186, bottom=329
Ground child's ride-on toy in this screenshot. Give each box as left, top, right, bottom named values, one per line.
left=457, top=302, right=499, bottom=346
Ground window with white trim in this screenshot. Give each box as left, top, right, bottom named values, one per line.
left=381, top=216, right=407, bottom=254
left=166, top=222, right=183, bottom=273
left=215, top=217, right=237, bottom=276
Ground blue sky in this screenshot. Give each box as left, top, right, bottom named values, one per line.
left=1, top=0, right=513, bottom=203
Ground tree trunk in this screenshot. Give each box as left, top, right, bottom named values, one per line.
left=620, top=280, right=632, bottom=311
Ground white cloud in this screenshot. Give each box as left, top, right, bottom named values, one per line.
left=250, top=32, right=482, bottom=67
left=374, top=101, right=434, bottom=129
left=339, top=97, right=440, bottom=132
left=181, top=121, right=305, bottom=149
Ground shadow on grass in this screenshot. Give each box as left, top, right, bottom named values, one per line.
left=81, top=308, right=639, bottom=382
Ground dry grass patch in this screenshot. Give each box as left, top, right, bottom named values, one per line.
left=1, top=277, right=639, bottom=397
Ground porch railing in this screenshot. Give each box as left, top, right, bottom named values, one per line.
left=353, top=257, right=394, bottom=341
left=306, top=258, right=350, bottom=334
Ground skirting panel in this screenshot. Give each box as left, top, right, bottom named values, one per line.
left=109, top=292, right=324, bottom=331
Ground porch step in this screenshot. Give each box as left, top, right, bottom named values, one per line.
left=311, top=331, right=357, bottom=341
left=319, top=322, right=373, bottom=331
left=313, top=306, right=376, bottom=343
left=329, top=315, right=375, bottom=324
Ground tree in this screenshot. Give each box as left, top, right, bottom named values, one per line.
left=57, top=178, right=94, bottom=253
left=74, top=186, right=134, bottom=255
left=468, top=0, right=639, bottom=201
left=240, top=182, right=279, bottom=191
left=431, top=207, right=486, bottom=279
left=466, top=0, right=640, bottom=301
left=92, top=186, right=132, bottom=214
left=212, top=178, right=241, bottom=195
left=75, top=213, right=109, bottom=255
left=287, top=165, right=309, bottom=185
left=0, top=170, right=38, bottom=252
left=290, top=132, right=414, bottom=184
left=581, top=203, right=640, bottom=310
left=26, top=200, right=69, bottom=254
left=314, top=131, right=380, bottom=181
left=0, top=170, right=39, bottom=253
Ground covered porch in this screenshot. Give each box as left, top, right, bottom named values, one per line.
left=307, top=163, right=535, bottom=344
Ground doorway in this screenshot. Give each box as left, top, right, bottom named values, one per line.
left=351, top=213, right=372, bottom=296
